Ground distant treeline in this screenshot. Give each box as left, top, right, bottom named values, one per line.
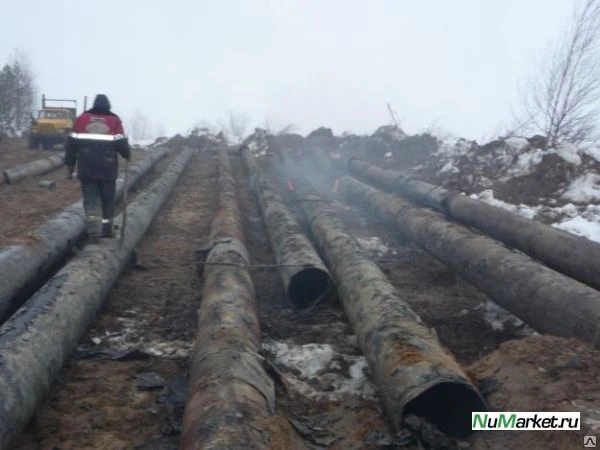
left=0, top=52, right=36, bottom=136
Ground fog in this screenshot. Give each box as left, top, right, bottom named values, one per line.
left=0, top=0, right=574, bottom=139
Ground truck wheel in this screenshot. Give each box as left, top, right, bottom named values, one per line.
left=28, top=136, right=37, bottom=150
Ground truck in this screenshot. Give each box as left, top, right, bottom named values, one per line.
left=28, top=95, right=87, bottom=150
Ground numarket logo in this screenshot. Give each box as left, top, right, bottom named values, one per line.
left=472, top=412, right=580, bottom=431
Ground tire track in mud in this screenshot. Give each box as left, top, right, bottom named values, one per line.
left=14, top=150, right=218, bottom=450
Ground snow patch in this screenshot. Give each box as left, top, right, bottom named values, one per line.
left=481, top=301, right=535, bottom=336
left=471, top=190, right=540, bottom=220
left=506, top=148, right=544, bottom=178
left=439, top=161, right=460, bottom=174
left=581, top=146, right=600, bottom=162
left=263, top=340, right=376, bottom=400
left=357, top=237, right=390, bottom=256
left=553, top=205, right=600, bottom=243
left=553, top=143, right=581, bottom=165
left=562, top=173, right=600, bottom=203
left=504, top=137, right=529, bottom=149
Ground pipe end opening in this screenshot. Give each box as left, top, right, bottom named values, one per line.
left=404, top=382, right=487, bottom=438
left=288, top=268, right=331, bottom=309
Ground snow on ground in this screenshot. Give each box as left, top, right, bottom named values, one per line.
left=581, top=145, right=600, bottom=162
left=478, top=301, right=536, bottom=337
left=85, top=313, right=191, bottom=359
left=562, top=173, right=600, bottom=202
left=505, top=148, right=545, bottom=178
left=553, top=143, right=581, bottom=165
left=469, top=189, right=600, bottom=243
left=435, top=137, right=473, bottom=159
left=470, top=190, right=541, bottom=219
left=553, top=205, right=600, bottom=243
left=262, top=340, right=377, bottom=401
left=356, top=236, right=391, bottom=256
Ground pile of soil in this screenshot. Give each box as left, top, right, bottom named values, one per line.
left=470, top=335, right=600, bottom=449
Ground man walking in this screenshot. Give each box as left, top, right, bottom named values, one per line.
left=65, top=94, right=130, bottom=242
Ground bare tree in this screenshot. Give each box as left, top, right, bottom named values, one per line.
left=223, top=110, right=251, bottom=143
left=126, top=110, right=152, bottom=141
left=516, top=0, right=600, bottom=147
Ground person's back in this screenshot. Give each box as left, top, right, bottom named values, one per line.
left=65, top=94, right=130, bottom=241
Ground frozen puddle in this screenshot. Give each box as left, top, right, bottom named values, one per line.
left=263, top=340, right=377, bottom=401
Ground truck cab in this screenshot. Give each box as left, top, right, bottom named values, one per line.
left=28, top=96, right=79, bottom=150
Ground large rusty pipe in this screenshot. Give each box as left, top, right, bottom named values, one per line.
left=348, top=157, right=600, bottom=291
left=340, top=175, right=600, bottom=347
left=0, top=149, right=194, bottom=449
left=239, top=145, right=332, bottom=308
left=181, top=149, right=274, bottom=449
left=286, top=169, right=486, bottom=438
left=0, top=146, right=173, bottom=322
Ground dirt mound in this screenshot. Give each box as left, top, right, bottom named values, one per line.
left=469, top=335, right=600, bottom=449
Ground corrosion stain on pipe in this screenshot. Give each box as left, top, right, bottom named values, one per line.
left=181, top=148, right=274, bottom=450
left=340, top=175, right=600, bottom=348
left=347, top=157, right=600, bottom=291
left=285, top=167, right=485, bottom=438
left=0, top=146, right=173, bottom=323
left=239, top=144, right=332, bottom=308
left=0, top=148, right=195, bottom=449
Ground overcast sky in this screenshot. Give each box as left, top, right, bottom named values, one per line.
left=0, top=0, right=575, bottom=140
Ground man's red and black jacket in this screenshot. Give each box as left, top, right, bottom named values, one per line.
left=65, top=109, right=130, bottom=181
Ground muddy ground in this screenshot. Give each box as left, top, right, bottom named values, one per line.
left=0, top=138, right=157, bottom=247
left=6, top=147, right=600, bottom=449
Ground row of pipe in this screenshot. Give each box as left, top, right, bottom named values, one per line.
left=339, top=175, right=600, bottom=348
left=239, top=145, right=332, bottom=308
left=280, top=155, right=486, bottom=438
left=348, top=157, right=600, bottom=291
left=181, top=148, right=274, bottom=449
left=0, top=148, right=195, bottom=449
left=0, top=146, right=173, bottom=322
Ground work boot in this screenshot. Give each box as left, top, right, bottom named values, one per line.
left=102, top=220, right=115, bottom=238
left=86, top=215, right=102, bottom=244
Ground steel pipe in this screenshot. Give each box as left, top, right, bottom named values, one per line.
left=0, top=146, right=173, bottom=322
left=1, top=154, right=65, bottom=184
left=181, top=148, right=274, bottom=449
left=0, top=148, right=195, bottom=449
left=340, top=175, right=600, bottom=348
left=240, top=145, right=332, bottom=308
left=348, top=157, right=600, bottom=291
left=287, top=169, right=486, bottom=438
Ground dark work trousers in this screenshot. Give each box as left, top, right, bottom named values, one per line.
left=81, top=180, right=117, bottom=238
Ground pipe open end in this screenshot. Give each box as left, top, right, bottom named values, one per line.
left=288, top=268, right=331, bottom=309
left=404, top=381, right=487, bottom=439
